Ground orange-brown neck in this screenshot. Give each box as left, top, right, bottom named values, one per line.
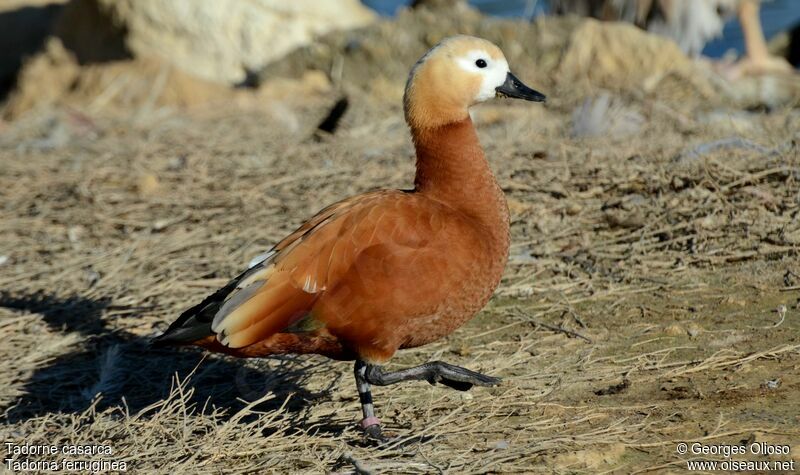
left=411, top=118, right=510, bottom=248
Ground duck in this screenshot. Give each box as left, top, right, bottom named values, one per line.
left=154, top=35, right=546, bottom=441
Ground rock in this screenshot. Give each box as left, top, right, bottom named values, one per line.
left=4, top=36, right=337, bottom=120
left=137, top=174, right=161, bottom=196
left=67, top=225, right=85, bottom=245
left=3, top=37, right=232, bottom=119
left=560, top=19, right=687, bottom=84
left=718, top=72, right=800, bottom=110
left=560, top=0, right=734, bottom=57
left=559, top=19, right=717, bottom=102
left=565, top=202, right=582, bottom=216
left=260, top=2, right=545, bottom=99
left=2, top=37, right=79, bottom=118
left=491, top=440, right=510, bottom=450
left=664, top=324, right=685, bottom=336
left=57, top=0, right=376, bottom=85
left=686, top=323, right=703, bottom=337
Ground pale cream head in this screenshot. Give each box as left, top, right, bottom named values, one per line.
left=403, top=35, right=544, bottom=130
left=404, top=36, right=508, bottom=130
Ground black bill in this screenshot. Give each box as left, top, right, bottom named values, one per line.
left=495, top=72, right=546, bottom=102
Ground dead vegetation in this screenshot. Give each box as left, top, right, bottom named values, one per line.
left=1, top=5, right=800, bottom=474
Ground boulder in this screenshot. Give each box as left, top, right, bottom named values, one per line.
left=2, top=37, right=230, bottom=118
left=75, top=0, right=377, bottom=84
left=558, top=19, right=716, bottom=100
left=560, top=19, right=694, bottom=88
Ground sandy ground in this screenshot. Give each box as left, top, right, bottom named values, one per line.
left=1, top=7, right=800, bottom=474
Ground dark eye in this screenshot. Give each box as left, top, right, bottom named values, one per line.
left=475, top=59, right=487, bottom=68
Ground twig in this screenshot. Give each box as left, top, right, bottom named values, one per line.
left=340, top=453, right=373, bottom=475
left=530, top=319, right=593, bottom=343
left=508, top=307, right=593, bottom=342
left=721, top=166, right=793, bottom=193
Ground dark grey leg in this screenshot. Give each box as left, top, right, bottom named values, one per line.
left=353, top=360, right=386, bottom=441
left=364, top=360, right=501, bottom=391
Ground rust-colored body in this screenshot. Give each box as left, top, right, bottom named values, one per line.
left=159, top=36, right=531, bottom=368
left=157, top=35, right=546, bottom=441
left=195, top=118, right=509, bottom=363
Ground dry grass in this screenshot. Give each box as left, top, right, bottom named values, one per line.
left=2, top=15, right=800, bottom=471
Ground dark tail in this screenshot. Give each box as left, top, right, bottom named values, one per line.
left=151, top=276, right=243, bottom=347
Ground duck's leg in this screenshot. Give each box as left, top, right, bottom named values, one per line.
left=363, top=360, right=501, bottom=391
left=352, top=360, right=500, bottom=440
left=353, top=360, right=387, bottom=442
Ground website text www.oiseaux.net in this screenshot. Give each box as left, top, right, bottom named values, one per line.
left=678, top=442, right=795, bottom=472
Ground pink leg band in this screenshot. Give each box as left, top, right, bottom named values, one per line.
left=360, top=416, right=381, bottom=429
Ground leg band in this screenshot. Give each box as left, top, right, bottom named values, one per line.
left=360, top=416, right=381, bottom=429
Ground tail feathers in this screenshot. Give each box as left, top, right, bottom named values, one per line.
left=154, top=255, right=278, bottom=348
left=152, top=278, right=241, bottom=347
left=151, top=302, right=216, bottom=347
left=151, top=317, right=212, bottom=346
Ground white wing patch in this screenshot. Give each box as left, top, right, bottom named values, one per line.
left=209, top=250, right=277, bottom=334
left=248, top=250, right=275, bottom=269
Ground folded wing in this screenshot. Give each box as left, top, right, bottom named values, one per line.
left=160, top=189, right=457, bottom=350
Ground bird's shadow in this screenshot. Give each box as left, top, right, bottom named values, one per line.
left=1, top=291, right=350, bottom=437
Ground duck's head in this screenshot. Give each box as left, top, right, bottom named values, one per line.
left=404, top=35, right=546, bottom=130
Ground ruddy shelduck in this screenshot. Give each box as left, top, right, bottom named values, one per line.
left=155, top=35, right=546, bottom=441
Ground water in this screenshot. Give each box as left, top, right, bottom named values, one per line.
left=703, top=0, right=800, bottom=57
left=363, top=0, right=800, bottom=58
